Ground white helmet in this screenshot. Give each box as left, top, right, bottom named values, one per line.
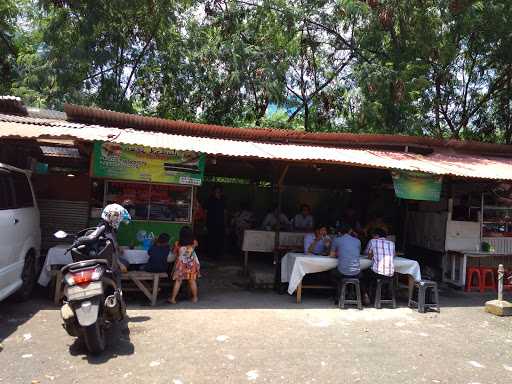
left=101, top=204, right=131, bottom=230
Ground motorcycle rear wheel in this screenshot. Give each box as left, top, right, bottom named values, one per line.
left=83, top=321, right=106, bottom=355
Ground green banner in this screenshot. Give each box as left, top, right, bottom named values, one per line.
left=91, top=142, right=205, bottom=186
left=392, top=171, right=442, bottom=201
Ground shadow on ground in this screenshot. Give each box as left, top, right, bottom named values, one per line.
left=1, top=259, right=505, bottom=344
left=68, top=322, right=136, bottom=364
left=0, top=287, right=56, bottom=342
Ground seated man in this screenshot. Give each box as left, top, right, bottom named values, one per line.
left=330, top=224, right=369, bottom=304
left=330, top=224, right=361, bottom=278
left=338, top=208, right=362, bottom=233
left=262, top=207, right=291, bottom=230
left=293, top=204, right=314, bottom=231
left=304, top=223, right=331, bottom=255
left=365, top=227, right=395, bottom=279
left=363, top=215, right=391, bottom=239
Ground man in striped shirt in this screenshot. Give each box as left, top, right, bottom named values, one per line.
left=365, top=228, right=395, bottom=277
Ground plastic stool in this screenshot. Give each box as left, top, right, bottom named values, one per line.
left=374, top=277, right=396, bottom=309
left=465, top=267, right=481, bottom=292
left=479, top=268, right=496, bottom=293
left=338, top=278, right=362, bottom=310
left=408, top=280, right=440, bottom=313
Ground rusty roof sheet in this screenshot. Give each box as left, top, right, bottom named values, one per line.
left=0, top=96, right=28, bottom=116
left=1, top=113, right=511, bottom=180
left=64, top=103, right=512, bottom=155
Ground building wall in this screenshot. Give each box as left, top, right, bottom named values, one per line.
left=33, top=174, right=91, bottom=201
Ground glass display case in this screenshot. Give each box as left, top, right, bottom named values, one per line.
left=482, top=206, right=512, bottom=237
left=104, top=180, right=192, bottom=223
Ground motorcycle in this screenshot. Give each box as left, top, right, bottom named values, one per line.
left=54, top=227, right=127, bottom=354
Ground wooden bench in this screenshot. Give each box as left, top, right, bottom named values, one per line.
left=52, top=270, right=169, bottom=307
left=121, top=271, right=169, bottom=306
left=296, top=281, right=336, bottom=304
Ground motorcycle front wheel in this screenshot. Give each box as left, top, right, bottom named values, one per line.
left=83, top=321, right=106, bottom=354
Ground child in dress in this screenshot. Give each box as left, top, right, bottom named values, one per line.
left=169, top=226, right=200, bottom=304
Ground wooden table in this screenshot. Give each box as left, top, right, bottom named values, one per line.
left=44, top=246, right=174, bottom=305
left=241, top=230, right=307, bottom=274
left=281, top=253, right=422, bottom=303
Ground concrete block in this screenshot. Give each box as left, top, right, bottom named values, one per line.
left=485, top=300, right=512, bottom=317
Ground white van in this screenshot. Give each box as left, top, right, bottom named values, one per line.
left=0, top=163, right=41, bottom=301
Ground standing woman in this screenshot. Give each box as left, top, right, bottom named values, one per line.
left=206, top=185, right=226, bottom=260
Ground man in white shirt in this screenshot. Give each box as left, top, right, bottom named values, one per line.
left=362, top=227, right=395, bottom=305
left=262, top=207, right=291, bottom=230
left=293, top=204, right=314, bottom=231
left=365, top=228, right=395, bottom=278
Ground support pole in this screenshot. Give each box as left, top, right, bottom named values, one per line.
left=498, top=264, right=504, bottom=302
left=274, top=164, right=289, bottom=289
left=401, top=200, right=409, bottom=253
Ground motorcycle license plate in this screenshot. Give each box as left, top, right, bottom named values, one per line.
left=65, top=281, right=103, bottom=301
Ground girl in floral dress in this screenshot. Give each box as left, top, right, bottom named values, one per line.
left=169, top=226, right=200, bottom=304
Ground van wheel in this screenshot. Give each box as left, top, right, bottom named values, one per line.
left=13, top=252, right=36, bottom=302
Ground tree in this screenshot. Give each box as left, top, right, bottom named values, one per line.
left=352, top=0, right=512, bottom=140
left=2, top=0, right=512, bottom=144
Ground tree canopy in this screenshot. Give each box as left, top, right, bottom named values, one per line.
left=1, top=0, right=511, bottom=142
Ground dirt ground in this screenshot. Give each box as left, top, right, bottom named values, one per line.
left=1, top=264, right=512, bottom=384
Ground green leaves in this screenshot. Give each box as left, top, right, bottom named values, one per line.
left=2, top=0, right=511, bottom=142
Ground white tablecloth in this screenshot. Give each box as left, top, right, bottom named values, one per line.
left=37, top=246, right=173, bottom=287
left=281, top=252, right=422, bottom=295
left=38, top=245, right=71, bottom=286
left=242, top=230, right=307, bottom=253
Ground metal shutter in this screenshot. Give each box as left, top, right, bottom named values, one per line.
left=38, top=199, right=90, bottom=250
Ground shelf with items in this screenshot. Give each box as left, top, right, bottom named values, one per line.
left=102, top=180, right=194, bottom=223
left=481, top=205, right=512, bottom=237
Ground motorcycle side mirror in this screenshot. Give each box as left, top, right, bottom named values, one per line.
left=54, top=230, right=69, bottom=239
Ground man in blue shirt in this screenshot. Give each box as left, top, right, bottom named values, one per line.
left=330, top=224, right=370, bottom=305
left=330, top=224, right=361, bottom=278
left=303, top=223, right=331, bottom=255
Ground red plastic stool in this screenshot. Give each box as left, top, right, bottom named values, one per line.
left=479, top=268, right=496, bottom=293
left=465, top=267, right=481, bottom=292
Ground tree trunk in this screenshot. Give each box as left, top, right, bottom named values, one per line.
left=304, top=102, right=309, bottom=131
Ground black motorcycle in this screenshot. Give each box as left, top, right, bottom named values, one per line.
left=54, top=226, right=127, bottom=354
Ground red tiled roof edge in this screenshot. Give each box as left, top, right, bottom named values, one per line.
left=64, top=103, right=512, bottom=155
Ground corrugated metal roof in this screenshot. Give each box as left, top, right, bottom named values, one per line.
left=64, top=104, right=512, bottom=156
left=27, top=107, right=67, bottom=120
left=1, top=113, right=511, bottom=180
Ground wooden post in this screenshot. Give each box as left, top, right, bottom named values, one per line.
left=274, top=164, right=289, bottom=289
left=401, top=200, right=409, bottom=252
left=480, top=192, right=484, bottom=244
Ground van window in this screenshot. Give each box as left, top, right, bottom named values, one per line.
left=12, top=172, right=34, bottom=208
left=0, top=172, right=15, bottom=210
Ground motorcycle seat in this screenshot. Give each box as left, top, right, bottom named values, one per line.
left=61, top=259, right=109, bottom=274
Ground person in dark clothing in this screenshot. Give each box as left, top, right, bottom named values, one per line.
left=144, top=233, right=171, bottom=273
left=206, top=185, right=226, bottom=260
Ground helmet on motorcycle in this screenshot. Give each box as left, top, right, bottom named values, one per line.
left=101, top=203, right=131, bottom=230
